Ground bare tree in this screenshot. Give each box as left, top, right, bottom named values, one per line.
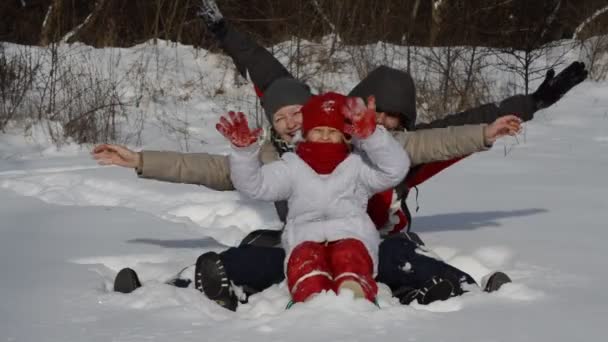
left=573, top=4, right=608, bottom=41
left=0, top=45, right=40, bottom=131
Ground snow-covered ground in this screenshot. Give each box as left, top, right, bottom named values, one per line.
left=1, top=41, right=608, bottom=341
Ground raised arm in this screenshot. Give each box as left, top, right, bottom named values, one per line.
left=343, top=96, right=410, bottom=194
left=199, top=0, right=293, bottom=93
left=357, top=126, right=411, bottom=194
left=217, top=111, right=292, bottom=201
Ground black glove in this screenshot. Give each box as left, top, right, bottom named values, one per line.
left=197, top=0, right=228, bottom=40
left=532, top=61, right=588, bottom=110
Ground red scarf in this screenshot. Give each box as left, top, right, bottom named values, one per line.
left=296, top=142, right=349, bottom=174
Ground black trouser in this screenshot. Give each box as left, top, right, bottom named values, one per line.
left=219, top=232, right=476, bottom=297
left=376, top=233, right=476, bottom=295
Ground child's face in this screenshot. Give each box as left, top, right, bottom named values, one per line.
left=306, top=126, right=345, bottom=143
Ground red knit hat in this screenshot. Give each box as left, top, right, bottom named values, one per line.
left=301, top=92, right=347, bottom=136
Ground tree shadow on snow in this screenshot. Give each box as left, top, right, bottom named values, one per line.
left=411, top=208, right=548, bottom=232
left=127, top=237, right=225, bottom=249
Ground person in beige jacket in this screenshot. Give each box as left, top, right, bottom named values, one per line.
left=93, top=81, right=493, bottom=192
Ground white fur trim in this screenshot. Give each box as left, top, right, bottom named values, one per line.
left=291, top=270, right=332, bottom=294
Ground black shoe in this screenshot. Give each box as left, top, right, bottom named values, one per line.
left=395, top=277, right=454, bottom=305
left=195, top=252, right=238, bottom=311
left=114, top=268, right=142, bottom=294
left=483, top=271, right=512, bottom=293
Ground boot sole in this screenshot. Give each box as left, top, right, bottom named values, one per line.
left=419, top=278, right=453, bottom=305
left=114, top=268, right=141, bottom=294
left=195, top=252, right=238, bottom=311
left=484, top=271, right=512, bottom=292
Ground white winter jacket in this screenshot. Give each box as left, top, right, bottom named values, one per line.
left=229, top=127, right=411, bottom=274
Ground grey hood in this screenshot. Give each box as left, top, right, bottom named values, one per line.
left=348, top=66, right=417, bottom=130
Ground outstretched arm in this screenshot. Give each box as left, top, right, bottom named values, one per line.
left=92, top=144, right=235, bottom=190
left=415, top=94, right=535, bottom=129
left=417, top=61, right=588, bottom=130
left=394, top=115, right=522, bottom=166
left=199, top=0, right=293, bottom=93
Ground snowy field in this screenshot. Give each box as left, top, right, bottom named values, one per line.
left=1, top=41, right=608, bottom=341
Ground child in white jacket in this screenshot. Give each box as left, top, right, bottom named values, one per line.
left=216, top=92, right=410, bottom=303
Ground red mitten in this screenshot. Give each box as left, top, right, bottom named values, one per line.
left=216, top=111, right=262, bottom=147
left=343, top=95, right=377, bottom=139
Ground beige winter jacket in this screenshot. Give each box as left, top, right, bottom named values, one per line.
left=135, top=124, right=489, bottom=190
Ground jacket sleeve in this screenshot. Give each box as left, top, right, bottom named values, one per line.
left=391, top=125, right=489, bottom=167
left=416, top=94, right=537, bottom=129
left=220, top=25, right=293, bottom=93
left=357, top=126, right=411, bottom=194
left=136, top=150, right=234, bottom=190
left=136, top=142, right=280, bottom=190
left=229, top=145, right=292, bottom=202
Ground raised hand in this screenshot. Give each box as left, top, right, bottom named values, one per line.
left=484, top=114, right=522, bottom=144
left=91, top=144, right=140, bottom=168
left=216, top=111, right=262, bottom=148
left=533, top=61, right=588, bottom=109
left=197, top=0, right=226, bottom=37
left=343, top=95, right=377, bottom=139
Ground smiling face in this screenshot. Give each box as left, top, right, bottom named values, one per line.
left=305, top=126, right=345, bottom=143
left=273, top=99, right=404, bottom=143
left=272, top=105, right=303, bottom=143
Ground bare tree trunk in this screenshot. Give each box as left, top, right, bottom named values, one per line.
left=524, top=50, right=531, bottom=95
left=540, top=0, right=561, bottom=40
left=40, top=0, right=64, bottom=46
left=430, top=0, right=446, bottom=46
left=459, top=46, right=478, bottom=110
left=573, top=4, right=608, bottom=40
left=406, top=0, right=421, bottom=73
left=441, top=46, right=452, bottom=110
left=153, top=0, right=163, bottom=44
left=62, top=0, right=109, bottom=44
left=176, top=0, right=191, bottom=43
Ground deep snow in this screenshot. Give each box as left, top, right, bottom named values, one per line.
left=1, top=41, right=607, bottom=341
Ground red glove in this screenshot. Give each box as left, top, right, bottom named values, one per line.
left=216, top=111, right=262, bottom=147
left=343, top=95, right=377, bottom=139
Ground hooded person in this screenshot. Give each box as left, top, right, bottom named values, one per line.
left=217, top=92, right=411, bottom=303
left=349, top=65, right=417, bottom=131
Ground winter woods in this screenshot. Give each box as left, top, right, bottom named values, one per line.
left=1, top=0, right=608, bottom=145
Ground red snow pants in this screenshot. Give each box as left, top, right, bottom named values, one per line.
left=286, top=238, right=378, bottom=303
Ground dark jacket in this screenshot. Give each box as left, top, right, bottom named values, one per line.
left=219, top=24, right=539, bottom=129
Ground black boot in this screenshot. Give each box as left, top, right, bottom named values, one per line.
left=114, top=268, right=142, bottom=294
left=195, top=252, right=238, bottom=311
left=394, top=276, right=454, bottom=305
left=483, top=271, right=512, bottom=293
